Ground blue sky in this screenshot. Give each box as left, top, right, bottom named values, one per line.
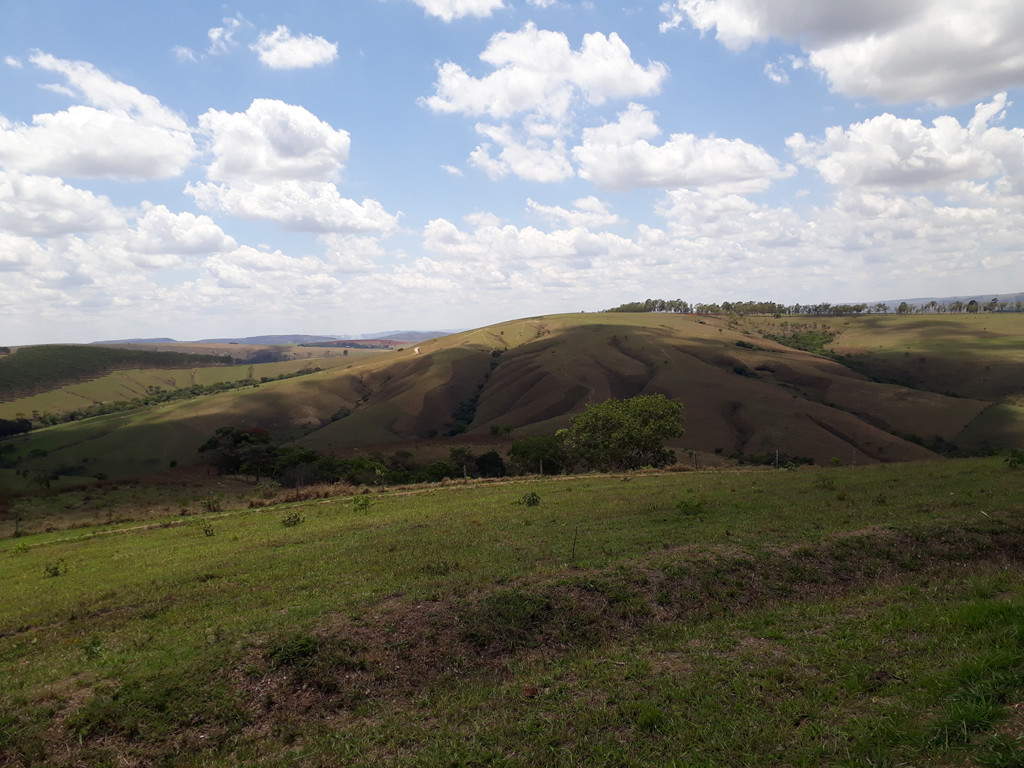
left=1, top=0, right=1023, bottom=344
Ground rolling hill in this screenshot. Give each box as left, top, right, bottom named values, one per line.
left=3, top=311, right=1022, bottom=491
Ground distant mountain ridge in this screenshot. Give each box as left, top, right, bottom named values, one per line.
left=92, top=331, right=456, bottom=345
left=874, top=292, right=1024, bottom=311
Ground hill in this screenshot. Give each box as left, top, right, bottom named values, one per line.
left=0, top=345, right=234, bottom=402
left=2, top=312, right=1022, bottom=494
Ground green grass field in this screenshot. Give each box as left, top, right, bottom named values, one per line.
left=3, top=458, right=1024, bottom=766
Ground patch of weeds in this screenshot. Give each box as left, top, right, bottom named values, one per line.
left=266, top=631, right=367, bottom=694
left=635, top=701, right=669, bottom=732
left=0, top=704, right=49, bottom=766
left=199, top=494, right=223, bottom=514
left=281, top=512, right=304, bottom=527
left=1004, top=450, right=1024, bottom=469
left=421, top=559, right=460, bottom=576
left=576, top=577, right=651, bottom=622
left=82, top=636, right=104, bottom=660
left=43, top=559, right=66, bottom=578
left=202, top=523, right=215, bottom=537
left=977, top=733, right=1024, bottom=767
left=873, top=493, right=888, bottom=505
left=513, top=491, right=541, bottom=507
left=254, top=479, right=281, bottom=499
left=676, top=497, right=707, bottom=516
left=460, top=589, right=557, bottom=651
left=814, top=474, right=836, bottom=491
left=352, top=496, right=372, bottom=514
left=67, top=664, right=249, bottom=746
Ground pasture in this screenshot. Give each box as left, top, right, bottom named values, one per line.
left=3, top=457, right=1024, bottom=766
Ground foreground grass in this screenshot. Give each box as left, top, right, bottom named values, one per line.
left=3, top=458, right=1024, bottom=766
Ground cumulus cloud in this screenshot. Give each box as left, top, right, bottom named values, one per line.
left=527, top=196, right=621, bottom=228
left=199, top=99, right=351, bottom=183
left=187, top=180, right=400, bottom=234
left=190, top=99, right=398, bottom=234
left=251, top=26, right=338, bottom=69
left=470, top=125, right=573, bottom=181
left=0, top=54, right=196, bottom=180
left=411, top=0, right=505, bottom=22
left=423, top=23, right=667, bottom=181
left=787, top=93, right=1024, bottom=193
left=321, top=233, right=392, bottom=272
left=425, top=23, right=667, bottom=122
left=660, top=0, right=1024, bottom=105
left=127, top=204, right=237, bottom=255
left=574, top=103, right=794, bottom=192
left=0, top=170, right=124, bottom=237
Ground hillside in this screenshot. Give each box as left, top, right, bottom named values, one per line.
left=3, top=459, right=1024, bottom=766
left=2, top=312, right=1022, bottom=489
left=0, top=345, right=234, bottom=402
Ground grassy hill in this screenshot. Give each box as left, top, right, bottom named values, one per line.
left=3, top=458, right=1024, bottom=766
left=0, top=345, right=233, bottom=402
left=2, top=312, right=1022, bottom=493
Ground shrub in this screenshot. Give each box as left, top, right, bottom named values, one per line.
left=281, top=512, right=304, bottom=527
left=676, top=497, right=707, bottom=516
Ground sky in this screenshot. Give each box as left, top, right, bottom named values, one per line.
left=1, top=0, right=1023, bottom=344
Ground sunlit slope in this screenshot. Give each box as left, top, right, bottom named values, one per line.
left=11, top=312, right=1022, bottom=482
left=0, top=353, right=364, bottom=420
left=822, top=313, right=1024, bottom=402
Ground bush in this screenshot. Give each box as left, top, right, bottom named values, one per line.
left=514, top=491, right=541, bottom=507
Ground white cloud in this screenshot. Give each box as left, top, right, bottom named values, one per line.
left=0, top=54, right=195, bottom=180
left=173, top=46, right=197, bottom=63
left=5, top=57, right=22, bottom=69
left=0, top=170, right=124, bottom=237
left=787, top=93, right=1024, bottom=192
left=208, top=16, right=244, bottom=56
left=411, top=0, right=505, bottom=22
left=470, top=124, right=573, bottom=181
left=128, top=204, right=237, bottom=255
left=251, top=26, right=338, bottom=70
left=191, top=99, right=398, bottom=233
left=527, top=0, right=557, bottom=6
left=187, top=180, right=400, bottom=234
left=425, top=24, right=667, bottom=122
left=764, top=62, right=788, bottom=85
left=199, top=99, right=351, bottom=183
left=574, top=103, right=794, bottom=192
left=423, top=23, right=667, bottom=181
left=527, top=196, right=621, bottom=228
left=660, top=0, right=1024, bottom=105
left=321, top=233, right=392, bottom=272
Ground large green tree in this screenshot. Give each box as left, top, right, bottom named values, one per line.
left=565, top=394, right=684, bottom=472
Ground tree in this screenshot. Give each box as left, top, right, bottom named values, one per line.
left=507, top=434, right=568, bottom=475
left=198, top=426, right=272, bottom=475
left=565, top=394, right=684, bottom=472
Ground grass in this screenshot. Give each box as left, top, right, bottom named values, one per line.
left=2, top=457, right=1024, bottom=765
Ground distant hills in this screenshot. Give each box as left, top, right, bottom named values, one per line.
left=92, top=330, right=455, bottom=345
